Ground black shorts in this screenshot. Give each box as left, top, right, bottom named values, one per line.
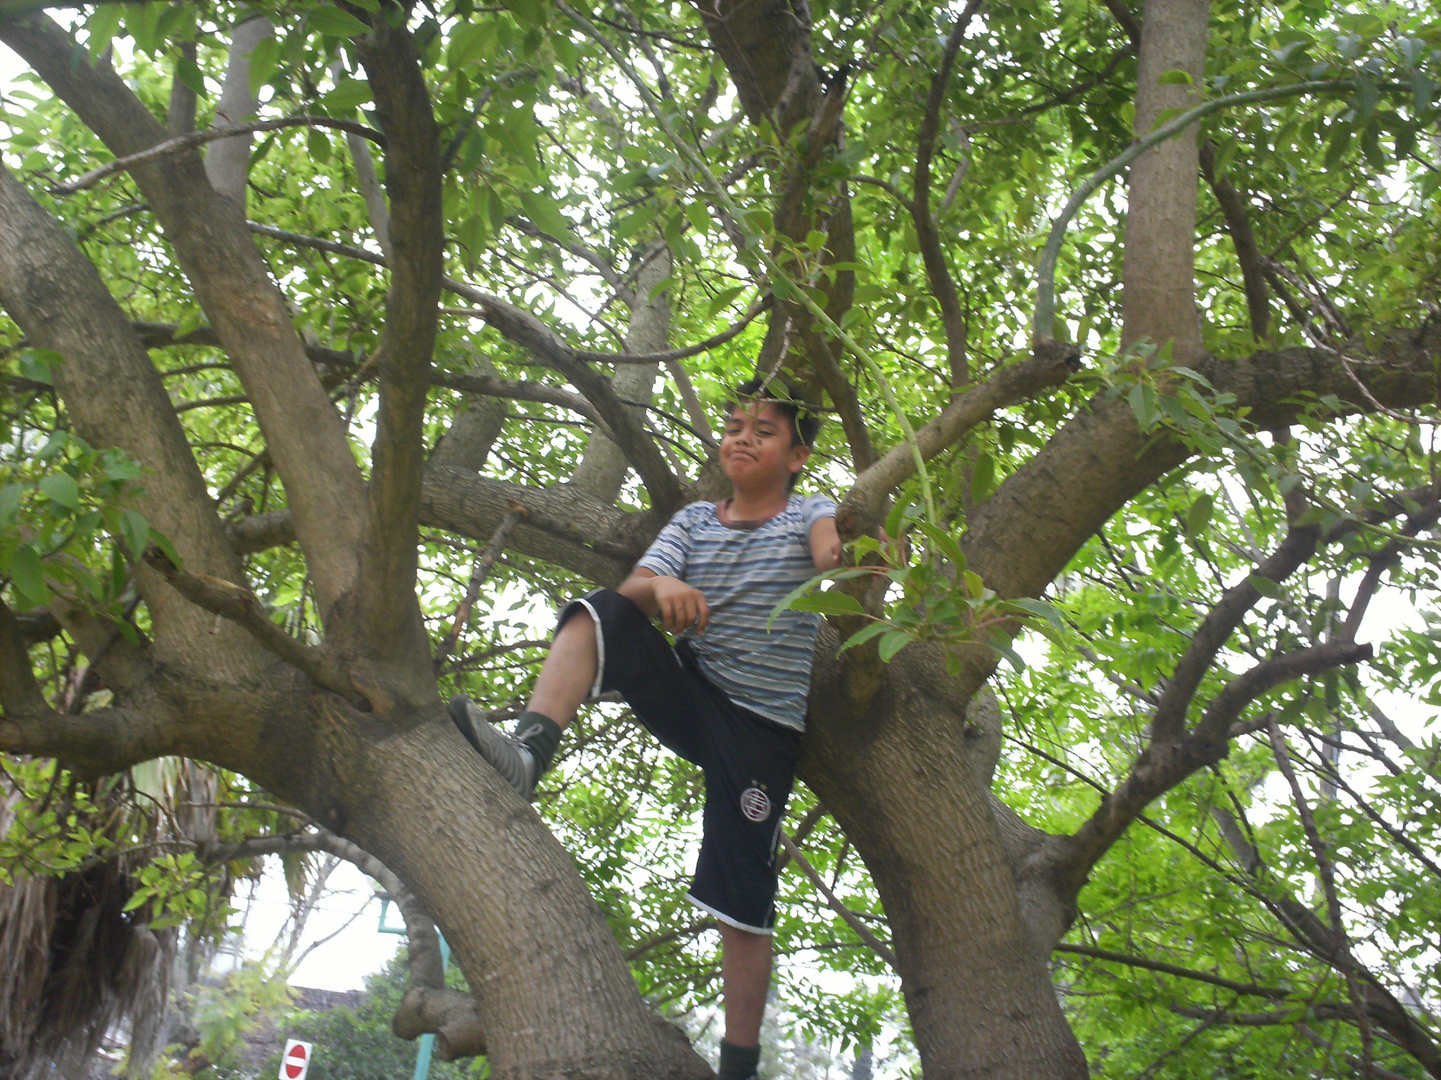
left=559, top=588, right=802, bottom=934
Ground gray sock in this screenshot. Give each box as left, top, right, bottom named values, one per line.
left=513, top=711, right=563, bottom=776
left=718, top=1040, right=760, bottom=1080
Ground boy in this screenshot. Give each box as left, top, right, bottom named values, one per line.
left=450, top=378, right=841, bottom=1080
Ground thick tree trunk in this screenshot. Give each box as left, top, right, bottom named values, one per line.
left=805, top=644, right=1089, bottom=1080
left=265, top=708, right=713, bottom=1080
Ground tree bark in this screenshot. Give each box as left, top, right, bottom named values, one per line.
left=204, top=16, right=273, bottom=206
left=570, top=244, right=671, bottom=501
left=805, top=639, right=1089, bottom=1080
left=1121, top=0, right=1210, bottom=361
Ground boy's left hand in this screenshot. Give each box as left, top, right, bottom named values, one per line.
left=809, top=516, right=842, bottom=571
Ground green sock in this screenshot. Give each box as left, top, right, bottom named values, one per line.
left=513, top=711, right=563, bottom=776
left=718, top=1040, right=760, bottom=1080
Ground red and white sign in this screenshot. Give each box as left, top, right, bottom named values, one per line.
left=279, top=1040, right=313, bottom=1080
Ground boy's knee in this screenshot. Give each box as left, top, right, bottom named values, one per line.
left=567, top=588, right=645, bottom=631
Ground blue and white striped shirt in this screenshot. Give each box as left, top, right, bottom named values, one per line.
left=637, top=494, right=838, bottom=732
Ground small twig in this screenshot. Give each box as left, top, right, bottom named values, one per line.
left=1268, top=719, right=1376, bottom=1078
left=779, top=833, right=899, bottom=972
left=434, top=504, right=526, bottom=671
left=50, top=116, right=384, bottom=195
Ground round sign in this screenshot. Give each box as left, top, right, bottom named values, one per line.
left=283, top=1043, right=308, bottom=1080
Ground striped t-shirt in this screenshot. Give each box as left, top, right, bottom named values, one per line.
left=636, top=494, right=838, bottom=732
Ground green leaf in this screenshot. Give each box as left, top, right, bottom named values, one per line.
left=307, top=6, right=372, bottom=38
left=9, top=544, right=51, bottom=606
left=39, top=473, right=80, bottom=510
left=148, top=528, right=184, bottom=571
left=684, top=201, right=711, bottom=234
left=19, top=349, right=59, bottom=386
left=248, top=36, right=281, bottom=99
left=449, top=22, right=492, bottom=68
left=914, top=520, right=965, bottom=571
left=121, top=889, right=152, bottom=913
left=705, top=285, right=746, bottom=319
left=37, top=430, right=67, bottom=462
left=1185, top=493, right=1213, bottom=538
left=838, top=620, right=891, bottom=652
left=970, top=450, right=994, bottom=502
left=120, top=510, right=149, bottom=558
left=1247, top=574, right=1283, bottom=599
left=86, top=5, right=124, bottom=60
left=175, top=54, right=207, bottom=97
left=321, top=78, right=372, bottom=114
left=1007, top=597, right=1064, bottom=630
left=0, top=484, right=22, bottom=529
left=877, top=628, right=911, bottom=663
left=788, top=591, right=865, bottom=616
left=519, top=190, right=573, bottom=241
left=307, top=127, right=332, bottom=166
left=1157, top=69, right=1194, bottom=86
left=986, top=634, right=1028, bottom=671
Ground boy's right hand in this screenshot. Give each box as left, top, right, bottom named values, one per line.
left=652, top=576, right=710, bottom=635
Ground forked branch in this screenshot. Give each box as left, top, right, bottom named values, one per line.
left=141, top=547, right=362, bottom=706
left=1058, top=640, right=1369, bottom=902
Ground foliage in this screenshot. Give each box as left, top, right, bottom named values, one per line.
left=267, top=952, right=486, bottom=1080
left=1, top=0, right=1440, bottom=1075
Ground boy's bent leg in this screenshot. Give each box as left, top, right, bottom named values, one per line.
left=526, top=610, right=598, bottom=728
left=449, top=606, right=599, bottom=798
left=720, top=921, right=772, bottom=1052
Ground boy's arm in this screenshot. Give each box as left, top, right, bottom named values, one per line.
left=809, top=515, right=842, bottom=571
left=617, top=568, right=711, bottom=633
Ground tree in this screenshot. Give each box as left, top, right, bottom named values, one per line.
left=0, top=0, right=1438, bottom=1077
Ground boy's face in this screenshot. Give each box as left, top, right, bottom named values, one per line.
left=720, top=400, right=810, bottom=491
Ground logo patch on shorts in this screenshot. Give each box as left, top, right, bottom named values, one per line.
left=739, top=786, right=772, bottom=823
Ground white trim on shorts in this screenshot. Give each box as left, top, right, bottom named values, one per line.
left=570, top=596, right=605, bottom=700
left=685, top=892, right=774, bottom=936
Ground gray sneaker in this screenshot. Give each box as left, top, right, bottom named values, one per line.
left=448, top=695, right=538, bottom=798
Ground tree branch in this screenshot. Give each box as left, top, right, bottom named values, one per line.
left=0, top=596, right=49, bottom=717
left=0, top=13, right=367, bottom=617
left=203, top=17, right=273, bottom=205
left=1054, top=942, right=1289, bottom=999
left=49, top=115, right=383, bottom=196
left=836, top=340, right=1081, bottom=540
left=205, top=825, right=484, bottom=1057
left=1034, top=79, right=1356, bottom=339
left=0, top=700, right=179, bottom=777
left=1059, top=641, right=1371, bottom=901
left=443, top=281, right=687, bottom=512
left=433, top=505, right=525, bottom=671
left=1268, top=718, right=1377, bottom=1073
left=141, top=546, right=363, bottom=707
left=779, top=833, right=899, bottom=972
left=353, top=17, right=444, bottom=677
left=1199, top=138, right=1271, bottom=340
left=1151, top=522, right=1320, bottom=743
left=0, top=160, right=264, bottom=668
left=431, top=370, right=605, bottom=427
left=131, top=320, right=357, bottom=369
left=242, top=220, right=686, bottom=510
left=912, top=0, right=983, bottom=384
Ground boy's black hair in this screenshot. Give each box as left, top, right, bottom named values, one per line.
left=725, top=377, right=821, bottom=448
